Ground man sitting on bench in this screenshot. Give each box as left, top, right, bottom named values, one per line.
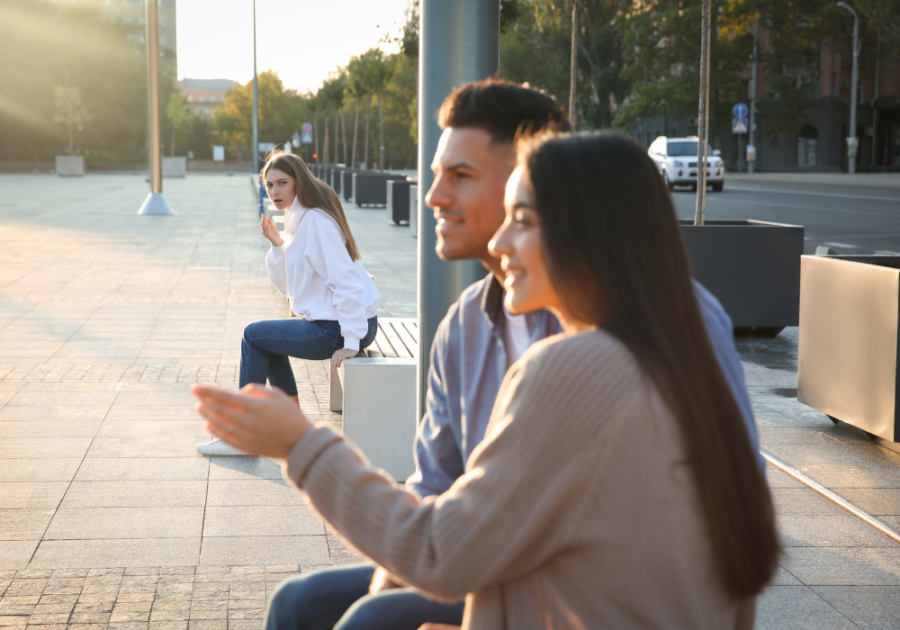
left=264, top=79, right=761, bottom=630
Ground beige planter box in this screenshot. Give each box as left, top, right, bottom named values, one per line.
left=55, top=155, right=84, bottom=177
left=162, top=156, right=187, bottom=178
left=798, top=255, right=900, bottom=443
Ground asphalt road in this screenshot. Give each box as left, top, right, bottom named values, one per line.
left=669, top=180, right=900, bottom=255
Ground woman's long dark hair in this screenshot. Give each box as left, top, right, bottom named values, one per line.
left=521, top=132, right=779, bottom=598
left=262, top=151, right=361, bottom=261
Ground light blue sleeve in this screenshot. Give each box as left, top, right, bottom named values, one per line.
left=405, top=317, right=465, bottom=499
left=693, top=281, right=766, bottom=473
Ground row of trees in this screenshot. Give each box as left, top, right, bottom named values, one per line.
left=3, top=0, right=896, bottom=165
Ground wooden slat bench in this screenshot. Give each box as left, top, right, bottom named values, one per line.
left=329, top=318, right=418, bottom=480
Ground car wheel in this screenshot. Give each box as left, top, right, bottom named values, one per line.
left=711, top=182, right=724, bottom=192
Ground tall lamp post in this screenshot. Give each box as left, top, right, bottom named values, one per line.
left=252, top=0, right=263, bottom=213
left=693, top=0, right=711, bottom=225
left=837, top=1, right=859, bottom=174
left=138, top=0, right=174, bottom=215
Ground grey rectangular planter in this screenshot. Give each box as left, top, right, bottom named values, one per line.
left=55, top=155, right=84, bottom=177
left=679, top=219, right=804, bottom=334
left=798, top=255, right=900, bottom=443
left=409, top=185, right=418, bottom=237
left=386, top=180, right=411, bottom=224
left=342, top=170, right=356, bottom=201
left=352, top=173, right=407, bottom=207
left=331, top=168, right=344, bottom=195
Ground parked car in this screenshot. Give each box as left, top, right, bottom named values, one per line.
left=648, top=136, right=725, bottom=192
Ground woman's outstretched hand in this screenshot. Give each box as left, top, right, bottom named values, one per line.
left=191, top=383, right=309, bottom=459
left=260, top=215, right=284, bottom=247
left=331, top=348, right=359, bottom=371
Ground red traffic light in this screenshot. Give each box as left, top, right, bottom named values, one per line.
left=312, top=153, right=317, bottom=159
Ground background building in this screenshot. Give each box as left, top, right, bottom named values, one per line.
left=53, top=0, right=177, bottom=53
left=178, top=79, right=239, bottom=117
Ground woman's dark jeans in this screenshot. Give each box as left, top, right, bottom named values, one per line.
left=240, top=317, right=377, bottom=396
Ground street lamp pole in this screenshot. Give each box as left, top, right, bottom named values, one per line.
left=251, top=0, right=263, bottom=212
left=568, top=0, right=577, bottom=126
left=137, top=0, right=173, bottom=215
left=837, top=1, right=859, bottom=174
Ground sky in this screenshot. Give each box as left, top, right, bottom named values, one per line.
left=176, top=0, right=410, bottom=93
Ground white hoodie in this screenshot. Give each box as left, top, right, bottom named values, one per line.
left=265, top=197, right=379, bottom=351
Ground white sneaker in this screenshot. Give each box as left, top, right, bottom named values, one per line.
left=197, top=438, right=253, bottom=456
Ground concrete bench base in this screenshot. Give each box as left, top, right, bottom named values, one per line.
left=329, top=318, right=418, bottom=481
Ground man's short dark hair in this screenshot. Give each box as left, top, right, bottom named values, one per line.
left=438, top=79, right=571, bottom=144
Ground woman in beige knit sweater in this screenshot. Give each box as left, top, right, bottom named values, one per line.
left=192, top=132, right=780, bottom=629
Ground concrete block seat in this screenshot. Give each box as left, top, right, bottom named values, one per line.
left=329, top=318, right=418, bottom=481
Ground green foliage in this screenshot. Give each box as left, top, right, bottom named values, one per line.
left=214, top=71, right=313, bottom=160
left=0, top=0, right=177, bottom=162
left=730, top=0, right=842, bottom=139
left=499, top=0, right=630, bottom=130
left=857, top=0, right=900, bottom=50
left=166, top=92, right=189, bottom=156
left=613, top=0, right=753, bottom=135
left=53, top=86, right=92, bottom=155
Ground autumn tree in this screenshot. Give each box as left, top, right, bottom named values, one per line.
left=53, top=86, right=91, bottom=155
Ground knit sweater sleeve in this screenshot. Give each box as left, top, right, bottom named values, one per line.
left=283, top=331, right=639, bottom=600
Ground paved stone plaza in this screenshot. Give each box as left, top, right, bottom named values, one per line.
left=0, top=172, right=898, bottom=629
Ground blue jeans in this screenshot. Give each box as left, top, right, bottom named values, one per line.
left=264, top=564, right=465, bottom=630
left=240, top=317, right=378, bottom=396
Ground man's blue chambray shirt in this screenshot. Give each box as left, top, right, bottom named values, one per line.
left=405, top=274, right=763, bottom=499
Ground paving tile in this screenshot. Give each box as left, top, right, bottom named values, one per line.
left=0, top=485, right=68, bottom=510
left=29, top=539, right=201, bottom=569
left=0, top=439, right=92, bottom=459
left=206, top=458, right=283, bottom=481
left=0, top=511, right=55, bottom=541
left=0, top=461, right=81, bottom=483
left=198, top=536, right=329, bottom=567
left=112, top=393, right=198, bottom=407
left=202, top=506, right=323, bottom=537
left=0, top=542, right=39, bottom=570
left=86, top=436, right=207, bottom=458
left=811, top=586, right=900, bottom=630
left=5, top=393, right=117, bottom=407
left=60, top=482, right=208, bottom=508
left=75, top=458, right=208, bottom=482
left=205, top=481, right=306, bottom=507
left=783, top=547, right=900, bottom=586
left=44, top=508, right=204, bottom=540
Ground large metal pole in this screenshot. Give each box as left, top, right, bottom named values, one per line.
left=417, top=0, right=500, bottom=417
left=569, top=0, right=578, bottom=125
left=838, top=2, right=859, bottom=174
left=693, top=0, right=711, bottom=226
left=137, top=0, right=173, bottom=215
left=748, top=25, right=758, bottom=174
left=252, top=0, right=263, bottom=213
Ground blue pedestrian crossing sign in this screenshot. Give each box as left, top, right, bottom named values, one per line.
left=301, top=132, right=313, bottom=144
left=732, top=103, right=748, bottom=119
left=732, top=118, right=748, bottom=134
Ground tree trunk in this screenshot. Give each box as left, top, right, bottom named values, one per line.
left=378, top=93, right=384, bottom=172
left=334, top=114, right=339, bottom=166
left=694, top=0, right=711, bottom=225
left=68, top=124, right=74, bottom=156
left=171, top=126, right=176, bottom=157
left=323, top=116, right=330, bottom=165
left=341, top=109, right=348, bottom=167
left=314, top=116, right=319, bottom=164
left=352, top=104, right=359, bottom=169
left=364, top=96, right=371, bottom=171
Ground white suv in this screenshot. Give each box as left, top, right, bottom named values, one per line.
left=648, top=136, right=724, bottom=192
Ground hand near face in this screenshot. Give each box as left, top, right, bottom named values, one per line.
left=260, top=215, right=284, bottom=247
left=191, top=383, right=309, bottom=459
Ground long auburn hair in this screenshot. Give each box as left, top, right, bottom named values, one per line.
left=520, top=132, right=779, bottom=598
left=262, top=151, right=361, bottom=261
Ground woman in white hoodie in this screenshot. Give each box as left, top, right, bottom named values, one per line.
left=198, top=152, right=379, bottom=456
